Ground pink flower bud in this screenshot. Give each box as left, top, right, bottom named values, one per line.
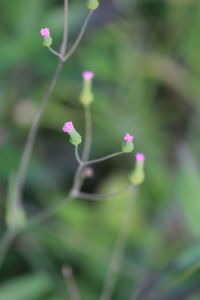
left=63, top=121, right=74, bottom=133
left=135, top=153, right=145, bottom=162
left=82, top=71, right=94, bottom=81
left=40, top=27, right=50, bottom=37
left=124, top=133, right=134, bottom=142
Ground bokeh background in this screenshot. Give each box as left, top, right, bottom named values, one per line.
left=1, top=0, right=200, bottom=299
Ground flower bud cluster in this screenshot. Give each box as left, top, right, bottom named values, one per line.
left=62, top=71, right=146, bottom=186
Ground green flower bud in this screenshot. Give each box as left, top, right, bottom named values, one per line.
left=40, top=28, right=53, bottom=47
left=80, top=71, right=95, bottom=106
left=87, top=0, right=99, bottom=10
left=63, top=121, right=82, bottom=146
left=122, top=141, right=134, bottom=153
left=69, top=129, right=82, bottom=145
left=129, top=153, right=145, bottom=185
left=43, top=35, right=53, bottom=47
left=122, top=133, right=134, bottom=153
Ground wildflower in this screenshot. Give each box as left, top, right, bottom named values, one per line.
left=63, top=121, right=82, bottom=145
left=40, top=27, right=53, bottom=47
left=82, top=71, right=94, bottom=81
left=129, top=153, right=145, bottom=185
left=122, top=133, right=134, bottom=153
left=63, top=121, right=74, bottom=133
left=80, top=70, right=95, bottom=106
left=135, top=153, right=145, bottom=163
left=40, top=28, right=50, bottom=37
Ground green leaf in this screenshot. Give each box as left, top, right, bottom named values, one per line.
left=0, top=273, right=53, bottom=300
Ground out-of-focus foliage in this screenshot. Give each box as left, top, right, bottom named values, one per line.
left=1, top=0, right=200, bottom=299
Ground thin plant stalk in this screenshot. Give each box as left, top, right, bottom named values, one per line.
left=100, top=186, right=137, bottom=300
left=82, top=106, right=92, bottom=161
left=47, top=46, right=63, bottom=59
left=60, top=0, right=69, bottom=56
left=75, top=145, right=83, bottom=165
left=85, top=152, right=124, bottom=165
left=64, top=11, right=93, bottom=62
left=62, top=266, right=81, bottom=300
left=13, top=4, right=93, bottom=206
left=14, top=60, right=64, bottom=206
left=76, top=185, right=131, bottom=201
left=13, top=0, right=69, bottom=206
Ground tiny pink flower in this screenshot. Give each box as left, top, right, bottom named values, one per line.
left=124, top=133, right=134, bottom=142
left=63, top=121, right=74, bottom=133
left=40, top=27, right=50, bottom=37
left=135, top=153, right=145, bottom=162
left=82, top=71, right=94, bottom=81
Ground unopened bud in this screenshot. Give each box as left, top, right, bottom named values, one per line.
left=129, top=153, right=145, bottom=185
left=122, top=133, right=134, bottom=153
left=80, top=71, right=95, bottom=106
left=40, top=27, right=53, bottom=47
left=62, top=121, right=82, bottom=145
left=86, top=0, right=99, bottom=10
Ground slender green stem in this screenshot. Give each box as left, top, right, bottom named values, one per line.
left=100, top=186, right=137, bottom=300
left=82, top=106, right=92, bottom=162
left=70, top=165, right=85, bottom=197
left=85, top=152, right=124, bottom=166
left=60, top=0, right=69, bottom=56
left=62, top=266, right=81, bottom=300
left=64, top=11, right=93, bottom=61
left=48, top=46, right=63, bottom=59
left=75, top=145, right=83, bottom=165
left=13, top=0, right=70, bottom=207
left=14, top=60, right=64, bottom=207
left=76, top=185, right=131, bottom=201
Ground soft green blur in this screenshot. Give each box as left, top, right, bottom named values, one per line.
left=1, top=0, right=200, bottom=299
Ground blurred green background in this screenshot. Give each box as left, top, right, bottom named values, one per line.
left=1, top=0, right=200, bottom=299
